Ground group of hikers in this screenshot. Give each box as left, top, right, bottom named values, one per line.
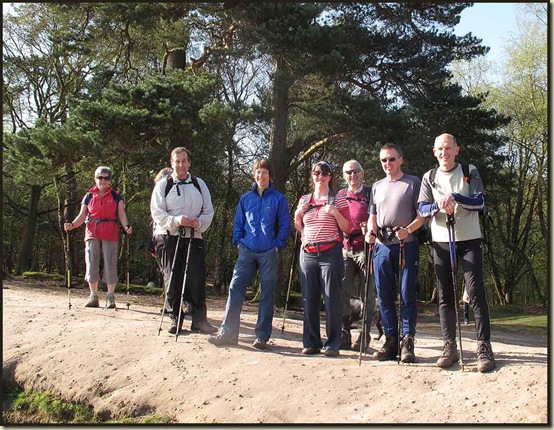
left=64, top=132, right=495, bottom=373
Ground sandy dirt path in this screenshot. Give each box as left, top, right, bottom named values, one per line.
left=2, top=280, right=548, bottom=424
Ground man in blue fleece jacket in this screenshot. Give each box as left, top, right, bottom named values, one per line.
left=209, top=158, right=291, bottom=350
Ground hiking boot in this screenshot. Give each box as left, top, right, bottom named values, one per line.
left=191, top=320, right=218, bottom=334
left=436, top=339, right=460, bottom=368
left=168, top=315, right=184, bottom=334
left=400, top=334, right=416, bottom=363
left=252, top=338, right=268, bottom=350
left=106, top=293, right=116, bottom=309
left=476, top=341, right=496, bottom=373
left=373, top=334, right=398, bottom=361
left=208, top=333, right=238, bottom=346
left=85, top=294, right=99, bottom=308
left=339, top=329, right=352, bottom=350
left=352, top=331, right=371, bottom=352
left=324, top=347, right=340, bottom=357
left=301, top=347, right=321, bottom=355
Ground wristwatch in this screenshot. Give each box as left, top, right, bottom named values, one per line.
left=406, top=227, right=412, bottom=234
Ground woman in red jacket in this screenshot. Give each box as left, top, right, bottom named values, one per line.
left=64, top=166, right=132, bottom=309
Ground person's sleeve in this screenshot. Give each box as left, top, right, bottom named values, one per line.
left=336, top=192, right=352, bottom=233
left=274, top=195, right=291, bottom=250
left=368, top=184, right=377, bottom=215
left=232, top=196, right=245, bottom=246
left=150, top=178, right=177, bottom=231
left=451, top=192, right=485, bottom=212
left=452, top=164, right=486, bottom=212
left=417, top=172, right=439, bottom=218
left=197, top=178, right=214, bottom=233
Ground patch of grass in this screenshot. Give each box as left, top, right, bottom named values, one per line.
left=490, top=305, right=547, bottom=336
left=3, top=383, right=98, bottom=424
left=2, top=382, right=173, bottom=424
left=21, top=272, right=65, bottom=282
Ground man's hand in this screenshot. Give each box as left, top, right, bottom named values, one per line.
left=179, top=215, right=200, bottom=229
left=365, top=230, right=376, bottom=244
left=438, top=194, right=456, bottom=215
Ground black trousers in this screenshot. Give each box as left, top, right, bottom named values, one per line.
left=432, top=239, right=491, bottom=342
left=155, top=234, right=208, bottom=323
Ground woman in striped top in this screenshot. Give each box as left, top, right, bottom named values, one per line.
left=294, top=161, right=351, bottom=356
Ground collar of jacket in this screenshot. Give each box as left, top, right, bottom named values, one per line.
left=250, top=181, right=274, bottom=195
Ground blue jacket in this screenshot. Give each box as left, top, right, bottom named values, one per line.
left=233, top=182, right=291, bottom=252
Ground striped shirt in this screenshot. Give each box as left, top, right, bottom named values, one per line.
left=299, top=192, right=350, bottom=246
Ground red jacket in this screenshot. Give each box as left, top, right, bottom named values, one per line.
left=82, top=186, right=122, bottom=242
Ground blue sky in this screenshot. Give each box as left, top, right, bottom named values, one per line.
left=455, top=2, right=523, bottom=66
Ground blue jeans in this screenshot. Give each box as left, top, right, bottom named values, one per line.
left=219, top=244, right=279, bottom=340
left=299, top=243, right=344, bottom=350
left=373, top=241, right=419, bottom=338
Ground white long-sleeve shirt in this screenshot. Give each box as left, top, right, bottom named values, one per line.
left=150, top=173, right=214, bottom=239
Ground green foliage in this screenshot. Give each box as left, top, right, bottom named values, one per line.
left=3, top=382, right=174, bottom=424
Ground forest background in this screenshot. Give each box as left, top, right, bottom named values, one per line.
left=2, top=2, right=548, bottom=307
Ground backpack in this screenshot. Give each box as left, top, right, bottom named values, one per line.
left=148, top=174, right=204, bottom=256
left=342, top=186, right=371, bottom=204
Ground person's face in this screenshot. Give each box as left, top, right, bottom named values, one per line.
left=342, top=162, right=363, bottom=189
left=311, top=165, right=331, bottom=188
left=254, top=168, right=270, bottom=190
left=95, top=173, right=111, bottom=191
left=379, top=148, right=403, bottom=177
left=171, top=151, right=191, bottom=179
left=433, top=136, right=459, bottom=170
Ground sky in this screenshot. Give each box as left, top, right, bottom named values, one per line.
left=454, top=2, right=523, bottom=67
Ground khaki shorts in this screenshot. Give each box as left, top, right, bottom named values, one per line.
left=85, top=239, right=118, bottom=285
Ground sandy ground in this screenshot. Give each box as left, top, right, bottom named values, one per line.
left=2, top=279, right=548, bottom=425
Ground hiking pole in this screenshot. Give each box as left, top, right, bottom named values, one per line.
left=447, top=214, right=465, bottom=371
left=158, top=230, right=182, bottom=335
left=397, top=238, right=405, bottom=365
left=359, top=240, right=374, bottom=366
left=125, top=232, right=131, bottom=310
left=64, top=226, right=72, bottom=310
left=281, top=231, right=299, bottom=334
left=176, top=227, right=194, bottom=342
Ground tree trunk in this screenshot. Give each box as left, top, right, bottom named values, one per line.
left=268, top=58, right=292, bottom=194
left=15, top=185, right=42, bottom=274
left=268, top=59, right=293, bottom=301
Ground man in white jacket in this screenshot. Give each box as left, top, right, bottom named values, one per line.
left=151, top=147, right=217, bottom=335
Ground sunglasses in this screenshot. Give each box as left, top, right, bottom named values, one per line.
left=380, top=157, right=397, bottom=163
left=312, top=171, right=331, bottom=177
left=96, top=176, right=111, bottom=181
left=344, top=169, right=360, bottom=175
